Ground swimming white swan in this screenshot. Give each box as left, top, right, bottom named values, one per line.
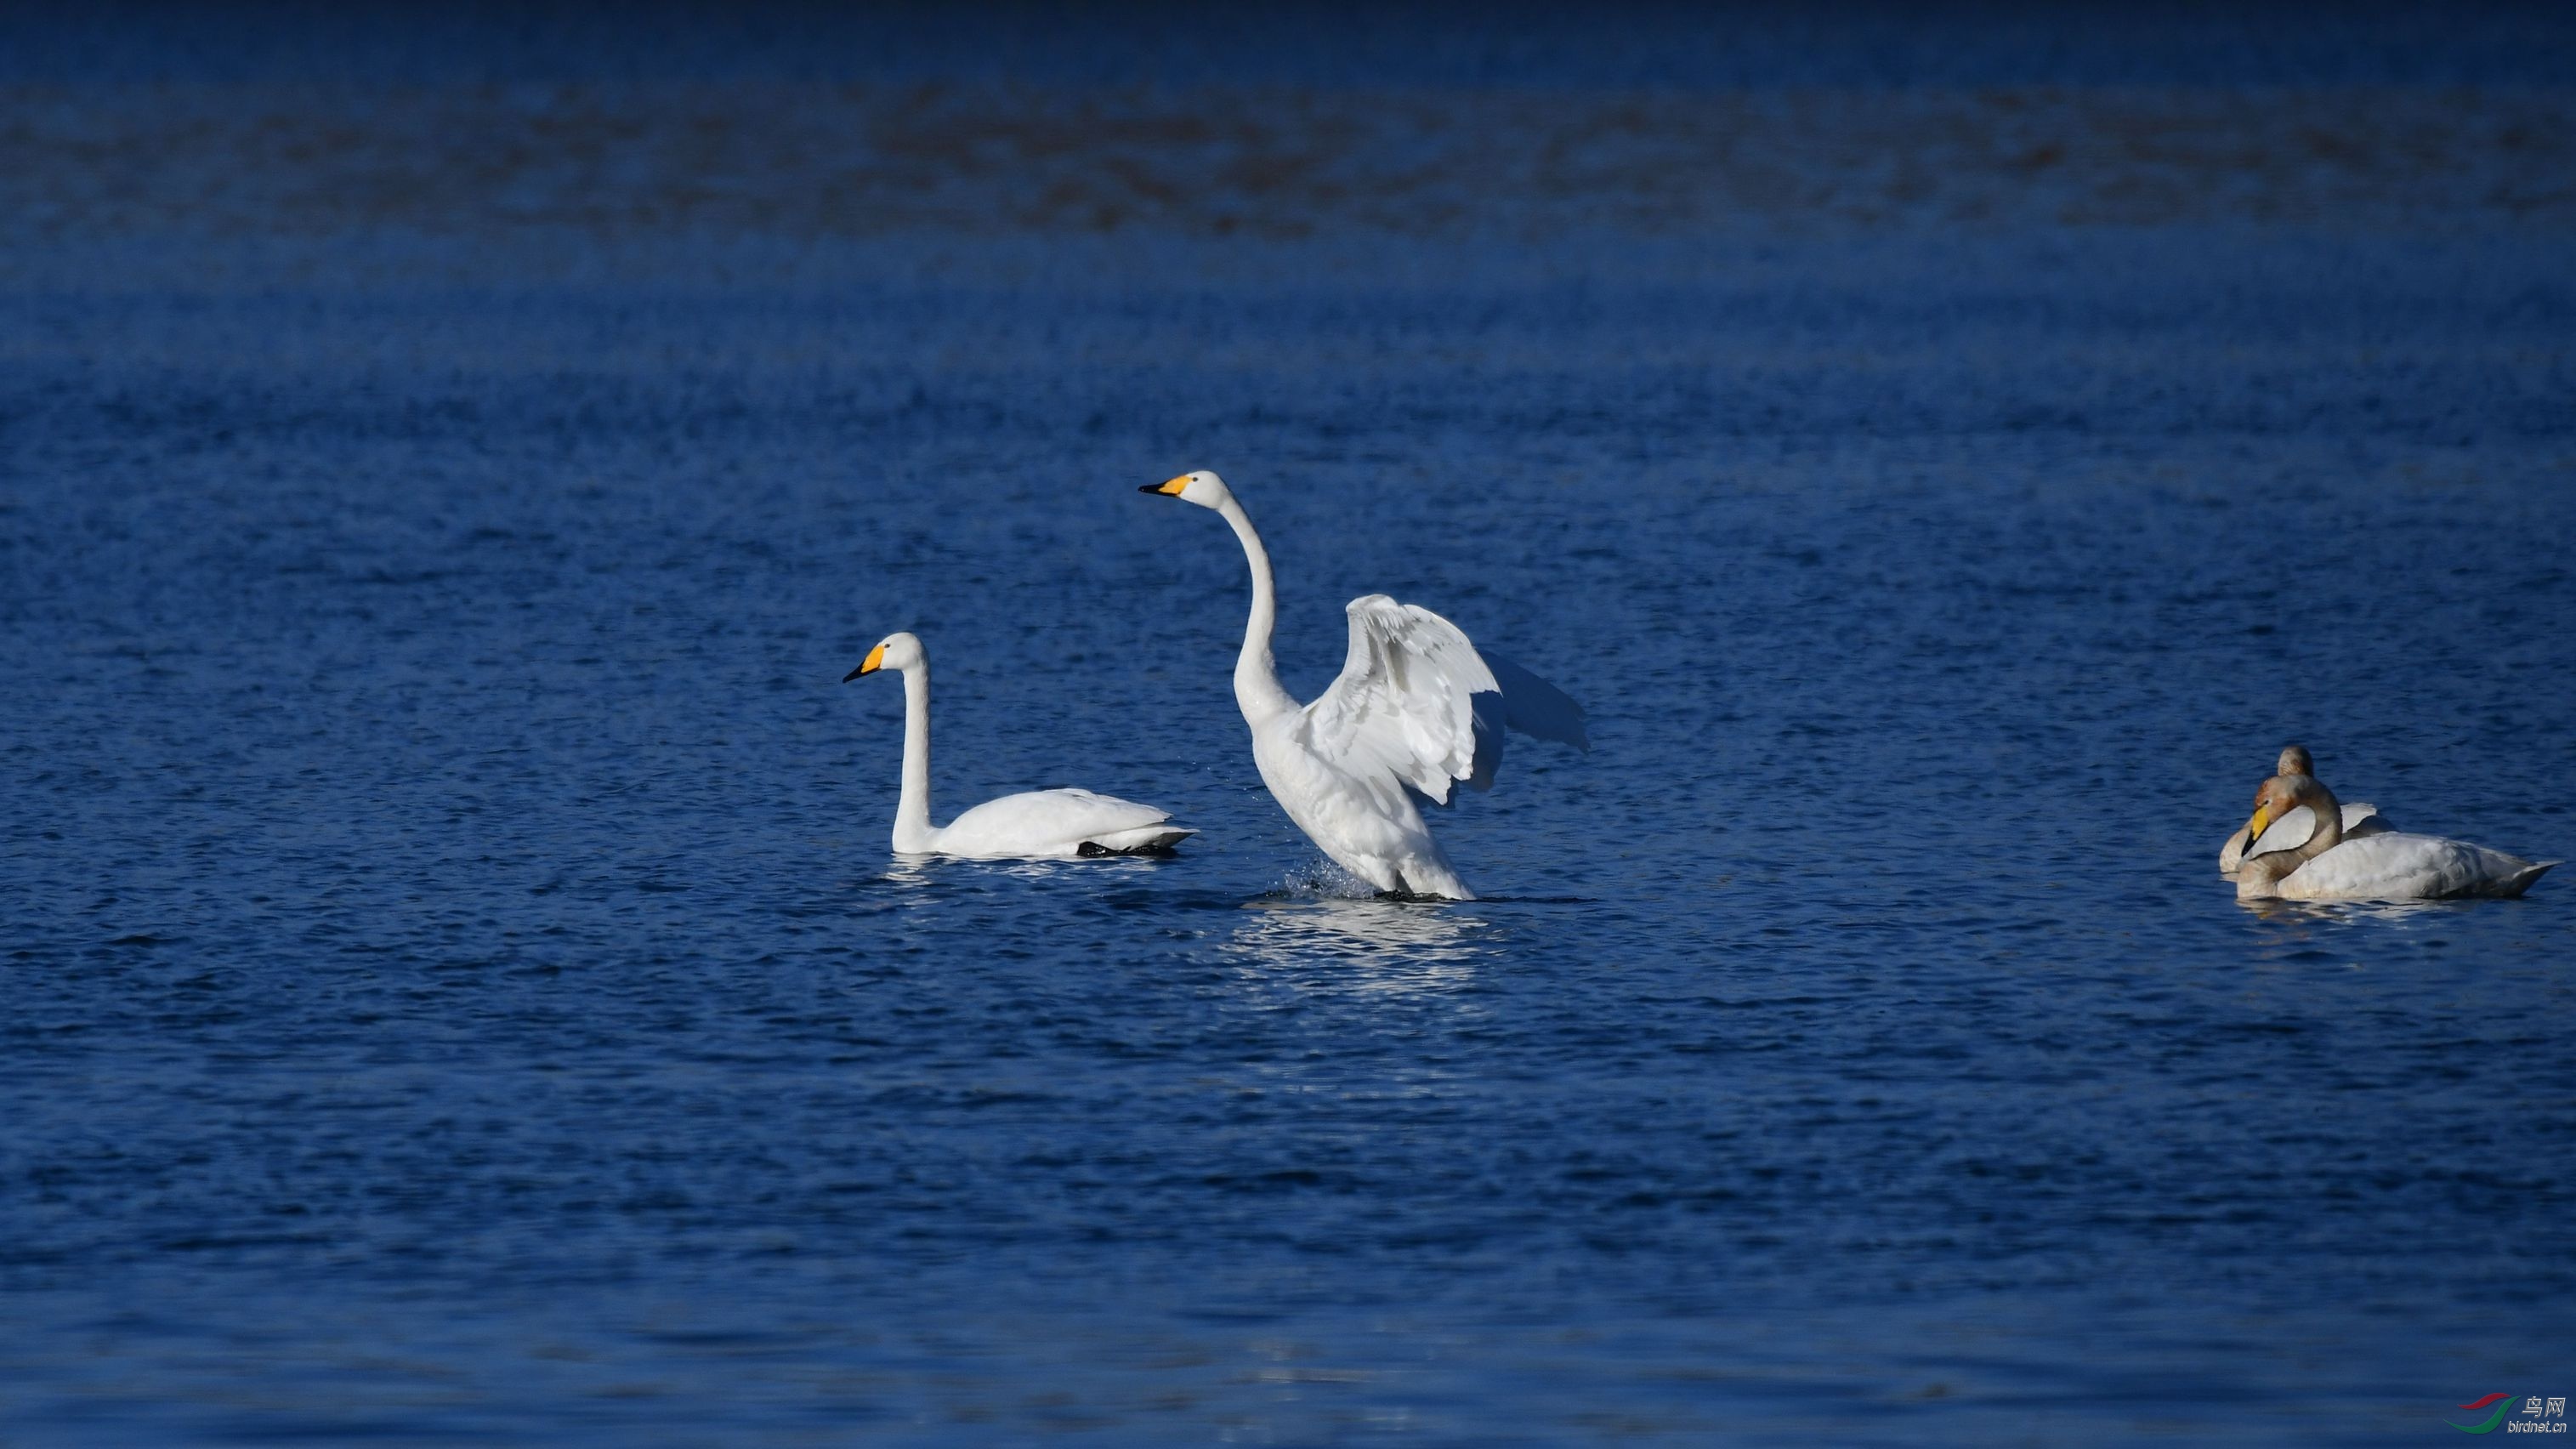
left=843, top=632, right=1193, bottom=859
left=2217, top=744, right=2391, bottom=873
left=1138, top=470, right=1588, bottom=900
left=2233, top=771, right=2554, bottom=901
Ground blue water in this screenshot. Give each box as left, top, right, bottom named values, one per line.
left=4, top=6, right=2575, bottom=1443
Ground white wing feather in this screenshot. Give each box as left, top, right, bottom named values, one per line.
left=2243, top=804, right=2319, bottom=862
left=2221, top=802, right=2389, bottom=872
left=1294, top=594, right=1583, bottom=807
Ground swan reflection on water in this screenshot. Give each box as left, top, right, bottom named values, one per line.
left=874, top=854, right=1166, bottom=892
left=1224, top=896, right=1491, bottom=991
left=2238, top=895, right=2500, bottom=926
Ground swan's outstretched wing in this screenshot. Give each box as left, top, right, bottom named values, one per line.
left=1295, top=595, right=1583, bottom=806
left=1297, top=595, right=1499, bottom=805
left=1482, top=651, right=1591, bottom=752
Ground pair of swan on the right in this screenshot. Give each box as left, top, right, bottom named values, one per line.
left=2222, top=744, right=2556, bottom=901
left=843, top=471, right=1584, bottom=895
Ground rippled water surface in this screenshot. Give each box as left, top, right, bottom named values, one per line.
left=4, top=6, right=2575, bottom=1443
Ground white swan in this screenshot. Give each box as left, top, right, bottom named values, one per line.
left=843, top=632, right=1193, bottom=859
left=2233, top=771, right=2555, bottom=901
left=2217, top=744, right=2391, bottom=873
left=1139, top=470, right=1587, bottom=900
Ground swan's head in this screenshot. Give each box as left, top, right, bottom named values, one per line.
left=2241, top=775, right=2298, bottom=855
left=1139, top=469, right=1233, bottom=509
left=2242, top=771, right=2335, bottom=853
left=842, top=630, right=924, bottom=682
left=2276, top=743, right=2312, bottom=777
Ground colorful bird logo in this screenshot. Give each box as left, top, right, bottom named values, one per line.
left=2448, top=1394, right=2519, bottom=1434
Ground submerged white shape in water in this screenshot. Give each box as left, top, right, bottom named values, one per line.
left=1139, top=469, right=1588, bottom=901
left=843, top=630, right=1193, bottom=859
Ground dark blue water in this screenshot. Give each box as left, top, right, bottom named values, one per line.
left=5, top=6, right=2575, bottom=1442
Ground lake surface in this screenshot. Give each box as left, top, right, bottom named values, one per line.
left=3, top=5, right=2573, bottom=1442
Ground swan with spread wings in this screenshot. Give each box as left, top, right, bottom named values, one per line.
left=1139, top=469, right=1587, bottom=899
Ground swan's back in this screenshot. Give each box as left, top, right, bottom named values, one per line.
left=936, top=788, right=1190, bottom=859
left=2280, top=832, right=2556, bottom=901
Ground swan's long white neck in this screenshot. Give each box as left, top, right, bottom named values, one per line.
left=2238, top=776, right=2345, bottom=896
left=893, top=660, right=939, bottom=850
left=1217, top=494, right=1300, bottom=724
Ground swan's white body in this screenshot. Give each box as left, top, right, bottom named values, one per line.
left=846, top=632, right=1192, bottom=860
left=2234, top=773, right=2554, bottom=902
left=2261, top=831, right=2552, bottom=901
left=918, top=787, right=1187, bottom=859
left=1143, top=470, right=1587, bottom=900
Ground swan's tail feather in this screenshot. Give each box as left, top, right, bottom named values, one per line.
left=1079, top=827, right=1196, bottom=857
left=2491, top=860, right=2558, bottom=898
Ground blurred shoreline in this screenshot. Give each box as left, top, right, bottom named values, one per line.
left=6, top=82, right=2573, bottom=257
